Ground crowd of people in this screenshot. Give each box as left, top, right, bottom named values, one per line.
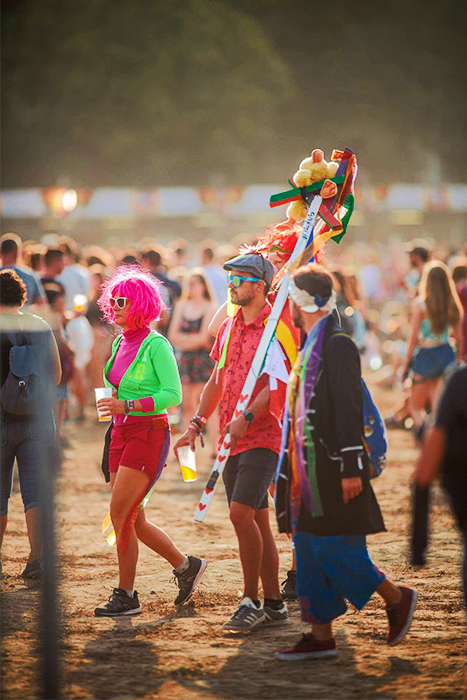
left=0, top=223, right=466, bottom=661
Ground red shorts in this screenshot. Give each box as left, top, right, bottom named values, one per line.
left=109, top=416, right=170, bottom=483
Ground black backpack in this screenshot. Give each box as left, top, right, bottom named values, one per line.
left=0, top=331, right=42, bottom=416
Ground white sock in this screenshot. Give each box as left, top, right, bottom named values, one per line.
left=125, top=590, right=134, bottom=598
left=176, top=556, right=190, bottom=574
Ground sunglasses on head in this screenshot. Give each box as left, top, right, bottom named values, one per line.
left=109, top=296, right=129, bottom=309
left=228, top=274, right=261, bottom=288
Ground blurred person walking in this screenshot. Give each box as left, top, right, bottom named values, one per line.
left=414, top=366, right=467, bottom=612
left=86, top=265, right=114, bottom=390
left=174, top=253, right=289, bottom=632
left=57, top=236, right=90, bottom=312
left=0, top=234, right=46, bottom=308
left=142, top=248, right=182, bottom=335
left=94, top=266, right=206, bottom=616
left=200, top=244, right=228, bottom=305
left=66, top=296, right=94, bottom=422
left=275, top=264, right=417, bottom=662
left=169, top=269, right=217, bottom=454
left=400, top=240, right=432, bottom=298
left=332, top=268, right=367, bottom=352
left=41, top=248, right=66, bottom=304
left=401, top=261, right=463, bottom=434
left=0, top=269, right=61, bottom=578
left=452, top=262, right=467, bottom=361
left=401, top=261, right=463, bottom=567
left=45, top=287, right=74, bottom=443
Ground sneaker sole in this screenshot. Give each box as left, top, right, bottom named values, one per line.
left=264, top=613, right=290, bottom=627
left=388, top=589, right=418, bottom=646
left=94, top=607, right=142, bottom=617
left=175, top=559, right=207, bottom=606
left=264, top=618, right=290, bottom=627
left=276, top=648, right=337, bottom=661
left=223, top=613, right=266, bottom=632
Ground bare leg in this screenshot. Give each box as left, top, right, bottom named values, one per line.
left=409, top=379, right=430, bottom=428
left=25, top=507, right=41, bottom=562
left=255, top=507, right=281, bottom=599
left=230, top=502, right=262, bottom=600
left=206, top=412, right=218, bottom=457
left=110, top=468, right=150, bottom=591
left=134, top=509, right=185, bottom=569
left=376, top=578, right=402, bottom=606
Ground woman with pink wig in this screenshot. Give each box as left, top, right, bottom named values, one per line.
left=93, top=266, right=206, bottom=617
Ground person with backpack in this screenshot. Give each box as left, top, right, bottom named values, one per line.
left=0, top=269, right=61, bottom=578
left=274, top=263, right=417, bottom=662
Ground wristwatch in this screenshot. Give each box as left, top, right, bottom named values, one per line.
left=242, top=410, right=254, bottom=425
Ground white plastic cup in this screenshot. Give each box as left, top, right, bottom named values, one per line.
left=177, top=445, right=197, bottom=482
left=95, top=387, right=112, bottom=422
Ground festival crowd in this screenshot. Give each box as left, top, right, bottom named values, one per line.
left=0, top=224, right=465, bottom=661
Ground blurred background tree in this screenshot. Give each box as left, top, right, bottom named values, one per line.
left=2, top=0, right=466, bottom=187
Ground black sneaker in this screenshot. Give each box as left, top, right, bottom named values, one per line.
left=173, top=556, right=207, bottom=605
left=281, top=570, right=298, bottom=601
left=22, top=560, right=42, bottom=580
left=94, top=588, right=141, bottom=617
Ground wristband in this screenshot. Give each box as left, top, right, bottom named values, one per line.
left=188, top=423, right=205, bottom=448
left=193, top=413, right=207, bottom=426
left=190, top=417, right=204, bottom=431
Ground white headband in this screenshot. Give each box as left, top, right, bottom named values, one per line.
left=289, top=279, right=337, bottom=314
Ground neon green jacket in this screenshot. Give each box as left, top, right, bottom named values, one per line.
left=104, top=330, right=182, bottom=415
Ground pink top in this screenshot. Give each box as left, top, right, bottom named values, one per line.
left=107, top=326, right=158, bottom=425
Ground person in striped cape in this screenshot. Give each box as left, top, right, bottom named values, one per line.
left=275, top=263, right=417, bottom=662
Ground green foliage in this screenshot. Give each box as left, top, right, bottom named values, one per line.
left=2, top=0, right=466, bottom=187
left=1, top=0, right=294, bottom=186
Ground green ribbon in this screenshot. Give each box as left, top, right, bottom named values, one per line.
left=269, top=175, right=345, bottom=206
left=332, top=193, right=355, bottom=244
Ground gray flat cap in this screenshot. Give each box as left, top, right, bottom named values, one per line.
left=223, top=253, right=274, bottom=286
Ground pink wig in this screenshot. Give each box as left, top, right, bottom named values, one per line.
left=98, top=265, right=166, bottom=329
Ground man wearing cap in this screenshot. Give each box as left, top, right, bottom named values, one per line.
left=174, top=252, right=289, bottom=631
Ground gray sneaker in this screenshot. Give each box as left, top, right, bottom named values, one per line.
left=264, top=601, right=289, bottom=626
left=223, top=597, right=266, bottom=632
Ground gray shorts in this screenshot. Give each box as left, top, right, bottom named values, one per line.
left=222, top=448, right=278, bottom=511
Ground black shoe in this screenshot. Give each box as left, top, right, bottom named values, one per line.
left=281, top=570, right=298, bottom=601
left=94, top=588, right=141, bottom=617
left=22, top=560, right=42, bottom=579
left=173, top=556, right=207, bottom=605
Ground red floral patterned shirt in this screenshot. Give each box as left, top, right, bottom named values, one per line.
left=210, top=302, right=282, bottom=456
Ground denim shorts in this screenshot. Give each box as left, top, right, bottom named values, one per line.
left=0, top=418, right=55, bottom=515
left=411, top=343, right=456, bottom=381
left=222, top=448, right=278, bottom=510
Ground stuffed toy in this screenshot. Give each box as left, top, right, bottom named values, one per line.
left=287, top=149, right=339, bottom=222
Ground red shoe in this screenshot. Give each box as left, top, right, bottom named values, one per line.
left=276, top=633, right=337, bottom=661
left=386, top=586, right=418, bottom=646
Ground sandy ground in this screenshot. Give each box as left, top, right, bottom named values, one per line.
left=1, top=388, right=466, bottom=700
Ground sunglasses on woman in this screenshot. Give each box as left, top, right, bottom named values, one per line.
left=228, top=274, right=261, bottom=288
left=109, top=296, right=129, bottom=309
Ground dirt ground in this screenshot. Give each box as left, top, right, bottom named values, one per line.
left=1, top=388, right=466, bottom=700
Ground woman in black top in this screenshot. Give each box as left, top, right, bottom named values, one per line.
left=0, top=269, right=61, bottom=578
